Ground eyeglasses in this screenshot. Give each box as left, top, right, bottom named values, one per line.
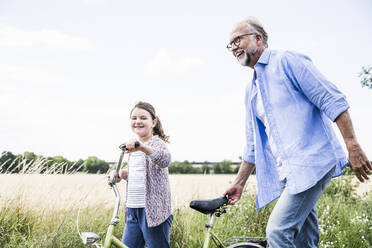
left=226, top=33, right=257, bottom=51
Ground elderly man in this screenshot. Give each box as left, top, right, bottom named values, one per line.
left=224, top=17, right=371, bottom=248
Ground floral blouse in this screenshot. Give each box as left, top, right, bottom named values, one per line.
left=125, top=135, right=172, bottom=227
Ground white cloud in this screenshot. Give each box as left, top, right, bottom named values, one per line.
left=145, top=48, right=205, bottom=76
left=82, top=0, right=109, bottom=5
left=0, top=64, right=54, bottom=84
left=0, top=26, right=94, bottom=51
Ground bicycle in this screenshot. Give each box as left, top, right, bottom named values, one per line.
left=190, top=196, right=268, bottom=248
left=77, top=142, right=139, bottom=248
left=77, top=142, right=267, bottom=248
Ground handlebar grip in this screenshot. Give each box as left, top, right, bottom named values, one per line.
left=119, top=141, right=140, bottom=151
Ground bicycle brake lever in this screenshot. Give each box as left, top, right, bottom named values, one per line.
left=108, top=170, right=117, bottom=186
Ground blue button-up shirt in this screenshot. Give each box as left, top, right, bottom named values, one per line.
left=242, top=49, right=349, bottom=209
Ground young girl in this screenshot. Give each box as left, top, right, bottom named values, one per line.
left=116, top=101, right=172, bottom=248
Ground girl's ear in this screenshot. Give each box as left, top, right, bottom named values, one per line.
left=152, top=118, right=158, bottom=128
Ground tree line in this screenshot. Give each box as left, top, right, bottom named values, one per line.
left=0, top=151, right=242, bottom=174
left=168, top=160, right=241, bottom=174
left=0, top=151, right=108, bottom=174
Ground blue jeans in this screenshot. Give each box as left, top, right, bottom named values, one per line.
left=122, top=208, right=172, bottom=248
left=266, top=166, right=335, bottom=248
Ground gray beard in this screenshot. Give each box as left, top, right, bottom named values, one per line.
left=239, top=50, right=251, bottom=66
left=242, top=51, right=251, bottom=66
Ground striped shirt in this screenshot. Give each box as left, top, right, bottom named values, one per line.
left=126, top=151, right=146, bottom=208
left=124, top=135, right=172, bottom=227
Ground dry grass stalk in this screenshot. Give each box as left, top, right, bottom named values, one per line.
left=0, top=156, right=83, bottom=175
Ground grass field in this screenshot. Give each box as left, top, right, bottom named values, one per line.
left=0, top=174, right=258, bottom=210
left=0, top=174, right=371, bottom=247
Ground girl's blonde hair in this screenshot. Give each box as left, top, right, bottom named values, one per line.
left=130, top=101, right=170, bottom=143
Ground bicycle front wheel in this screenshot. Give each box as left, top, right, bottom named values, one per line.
left=226, top=241, right=266, bottom=248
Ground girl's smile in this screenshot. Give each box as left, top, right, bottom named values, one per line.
left=130, top=107, right=157, bottom=142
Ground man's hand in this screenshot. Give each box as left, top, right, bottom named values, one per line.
left=335, top=110, right=371, bottom=182
left=224, top=160, right=255, bottom=205
left=347, top=142, right=371, bottom=182
left=224, top=184, right=244, bottom=205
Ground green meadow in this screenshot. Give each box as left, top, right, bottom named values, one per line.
left=0, top=173, right=370, bottom=248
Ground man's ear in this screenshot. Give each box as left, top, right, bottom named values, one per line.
left=256, top=34, right=262, bottom=42
left=255, top=34, right=263, bottom=46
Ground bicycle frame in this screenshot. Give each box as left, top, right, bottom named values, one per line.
left=203, top=212, right=226, bottom=248
left=102, top=178, right=128, bottom=248
left=202, top=211, right=268, bottom=248
left=79, top=149, right=129, bottom=248
left=191, top=196, right=267, bottom=248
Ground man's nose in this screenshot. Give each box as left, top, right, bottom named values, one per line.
left=231, top=43, right=239, bottom=53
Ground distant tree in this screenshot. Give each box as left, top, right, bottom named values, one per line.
left=213, top=160, right=233, bottom=174
left=181, top=161, right=196, bottom=174
left=221, top=160, right=233, bottom=174
left=52, top=155, right=76, bottom=173
left=72, top=159, right=85, bottom=172
left=83, top=156, right=109, bottom=173
left=2, top=151, right=109, bottom=174
left=192, top=165, right=202, bottom=174
left=168, top=161, right=182, bottom=174
left=16, top=151, right=39, bottom=172
left=45, top=156, right=55, bottom=169
left=52, top=156, right=67, bottom=164
left=23, top=151, right=37, bottom=162
left=169, top=160, right=201, bottom=174
left=212, top=163, right=222, bottom=174
left=0, top=151, right=16, bottom=173
left=201, top=164, right=211, bottom=174
left=359, top=66, right=372, bottom=89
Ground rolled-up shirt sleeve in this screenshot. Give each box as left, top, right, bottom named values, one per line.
left=282, top=51, right=349, bottom=121
left=243, top=144, right=255, bottom=164
left=242, top=86, right=256, bottom=164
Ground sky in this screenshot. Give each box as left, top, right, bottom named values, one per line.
left=1, top=0, right=371, bottom=163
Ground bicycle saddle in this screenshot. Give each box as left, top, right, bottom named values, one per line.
left=189, top=196, right=228, bottom=215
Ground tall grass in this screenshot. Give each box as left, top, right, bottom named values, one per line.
left=0, top=156, right=83, bottom=174
left=0, top=175, right=371, bottom=247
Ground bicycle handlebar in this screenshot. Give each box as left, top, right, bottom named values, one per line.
left=118, top=141, right=140, bottom=152
left=111, top=183, right=121, bottom=221
left=107, top=142, right=141, bottom=221
left=108, top=141, right=141, bottom=187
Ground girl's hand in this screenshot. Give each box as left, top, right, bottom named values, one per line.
left=117, top=169, right=128, bottom=182
left=124, top=139, right=154, bottom=155
left=124, top=139, right=142, bottom=153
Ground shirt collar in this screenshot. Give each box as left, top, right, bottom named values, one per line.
left=256, top=48, right=271, bottom=65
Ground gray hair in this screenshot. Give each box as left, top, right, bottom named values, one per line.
left=237, top=17, right=268, bottom=48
